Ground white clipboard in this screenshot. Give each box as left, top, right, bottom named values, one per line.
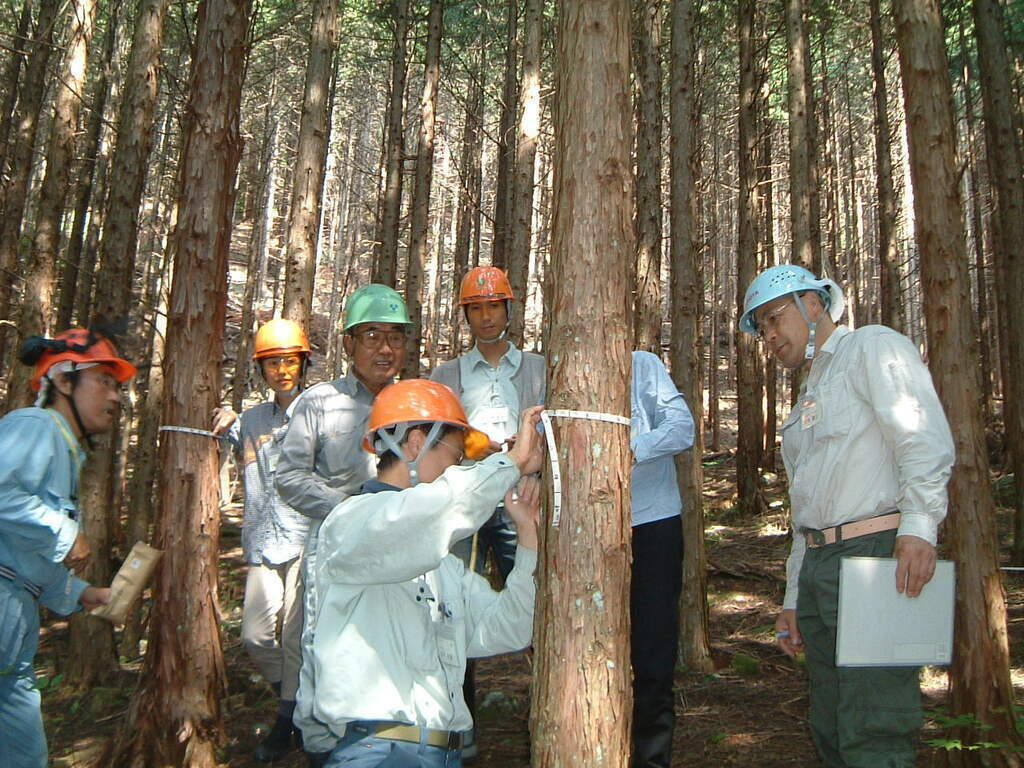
left=836, top=556, right=955, bottom=667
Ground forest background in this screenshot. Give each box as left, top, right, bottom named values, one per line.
left=0, top=0, right=1022, bottom=765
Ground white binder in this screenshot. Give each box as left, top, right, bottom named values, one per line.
left=836, top=556, right=955, bottom=667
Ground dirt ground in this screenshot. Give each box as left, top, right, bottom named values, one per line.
left=38, top=453, right=1023, bottom=768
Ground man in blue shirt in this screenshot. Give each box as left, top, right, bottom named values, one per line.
left=629, top=350, right=695, bottom=768
left=0, top=328, right=136, bottom=768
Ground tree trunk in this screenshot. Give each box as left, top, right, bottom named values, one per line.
left=102, top=0, right=248, bottom=761
left=0, top=0, right=61, bottom=363
left=892, top=1, right=1023, bottom=764
left=669, top=0, right=712, bottom=674
left=401, top=0, right=443, bottom=380
left=530, top=2, right=634, bottom=765
left=491, top=0, right=519, bottom=269
left=0, top=0, right=33, bottom=162
left=372, top=0, right=409, bottom=287
left=631, top=0, right=662, bottom=354
left=282, top=0, right=339, bottom=328
left=785, top=0, right=816, bottom=271
left=736, top=0, right=764, bottom=516
left=972, top=0, right=1024, bottom=567
left=508, top=0, right=541, bottom=343
left=868, top=0, right=902, bottom=333
left=6, top=0, right=100, bottom=411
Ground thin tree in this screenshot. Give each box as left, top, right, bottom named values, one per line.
left=892, top=0, right=1023, bottom=763
left=402, top=0, right=443, bottom=380
left=7, top=0, right=100, bottom=409
left=372, top=0, right=410, bottom=287
left=632, top=0, right=663, bottom=354
left=972, top=0, right=1024, bottom=565
left=101, top=0, right=249, bottom=761
left=491, top=0, right=519, bottom=269
left=669, top=0, right=712, bottom=672
left=530, top=1, right=634, bottom=764
left=785, top=0, right=817, bottom=271
left=0, top=0, right=32, bottom=160
left=282, top=0, right=340, bottom=328
left=736, top=0, right=764, bottom=515
left=507, top=0, right=541, bottom=343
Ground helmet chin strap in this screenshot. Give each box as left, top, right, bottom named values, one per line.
left=792, top=293, right=818, bottom=360
left=477, top=328, right=508, bottom=344
left=41, top=374, right=95, bottom=449
left=375, top=421, right=445, bottom=486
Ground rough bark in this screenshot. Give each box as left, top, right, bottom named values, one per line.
left=508, top=0, right=541, bottom=343
left=785, top=0, right=815, bottom=271
left=7, top=0, right=100, bottom=410
left=868, top=0, right=902, bottom=332
left=101, top=0, right=248, bottom=761
left=669, top=0, right=712, bottom=673
left=736, top=0, right=764, bottom=515
left=631, top=0, right=662, bottom=354
left=0, top=0, right=34, bottom=173
left=892, top=1, right=1023, bottom=764
left=530, top=1, right=634, bottom=765
left=282, top=0, right=339, bottom=327
left=372, top=0, right=409, bottom=287
left=972, top=0, right=1024, bottom=566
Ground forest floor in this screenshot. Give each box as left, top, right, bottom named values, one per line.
left=38, top=434, right=1024, bottom=767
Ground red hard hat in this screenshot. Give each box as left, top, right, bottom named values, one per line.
left=30, top=329, right=137, bottom=391
left=459, top=266, right=515, bottom=305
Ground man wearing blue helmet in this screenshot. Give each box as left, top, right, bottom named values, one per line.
left=740, top=264, right=955, bottom=767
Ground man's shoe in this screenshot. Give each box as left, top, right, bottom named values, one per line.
left=253, top=714, right=296, bottom=763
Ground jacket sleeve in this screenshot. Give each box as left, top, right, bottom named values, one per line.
left=274, top=393, right=346, bottom=519
left=463, top=546, right=537, bottom=658
left=630, top=353, right=695, bottom=465
left=319, top=455, right=520, bottom=585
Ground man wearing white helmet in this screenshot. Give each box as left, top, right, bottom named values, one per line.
left=740, top=264, right=954, bottom=767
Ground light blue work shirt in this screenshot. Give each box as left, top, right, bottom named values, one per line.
left=0, top=408, right=89, bottom=614
left=457, top=343, right=524, bottom=444
left=630, top=351, right=695, bottom=527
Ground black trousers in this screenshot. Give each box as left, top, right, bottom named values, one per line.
left=631, top=515, right=683, bottom=768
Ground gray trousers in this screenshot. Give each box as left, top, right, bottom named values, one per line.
left=241, top=556, right=304, bottom=701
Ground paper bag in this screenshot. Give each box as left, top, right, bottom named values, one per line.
left=90, top=541, right=163, bottom=624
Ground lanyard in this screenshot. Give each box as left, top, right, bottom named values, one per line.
left=46, top=409, right=82, bottom=467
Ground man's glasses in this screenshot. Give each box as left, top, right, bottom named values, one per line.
left=755, top=300, right=794, bottom=339
left=352, top=328, right=408, bottom=351
left=435, top=438, right=465, bottom=464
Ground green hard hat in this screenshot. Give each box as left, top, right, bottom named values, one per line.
left=343, top=284, right=412, bottom=331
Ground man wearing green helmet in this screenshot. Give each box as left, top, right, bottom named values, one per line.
left=275, top=283, right=411, bottom=766
left=740, top=264, right=955, bottom=767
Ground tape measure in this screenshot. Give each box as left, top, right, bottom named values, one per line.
left=540, top=409, right=631, bottom=528
left=159, top=426, right=227, bottom=440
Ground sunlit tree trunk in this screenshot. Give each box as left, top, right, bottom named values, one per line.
left=531, top=1, right=634, bottom=764
left=491, top=0, right=519, bottom=269
left=785, top=0, right=817, bottom=272
left=102, top=0, right=249, bottom=761
left=669, top=0, right=712, bottom=673
left=282, top=0, right=339, bottom=327
left=893, top=1, right=1023, bottom=764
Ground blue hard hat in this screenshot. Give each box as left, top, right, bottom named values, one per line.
left=740, top=264, right=844, bottom=334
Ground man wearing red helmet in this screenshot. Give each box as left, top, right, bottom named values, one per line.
left=212, top=318, right=313, bottom=761
left=306, top=380, right=543, bottom=768
left=0, top=328, right=136, bottom=768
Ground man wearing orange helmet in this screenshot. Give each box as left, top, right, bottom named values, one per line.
left=430, top=265, right=544, bottom=757
left=0, top=328, right=136, bottom=768
left=305, top=380, right=543, bottom=768
left=211, top=317, right=312, bottom=762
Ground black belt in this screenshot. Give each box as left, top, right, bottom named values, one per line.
left=0, top=565, right=42, bottom=598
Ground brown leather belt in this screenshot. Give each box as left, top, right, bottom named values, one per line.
left=357, top=722, right=462, bottom=750
left=803, top=512, right=901, bottom=548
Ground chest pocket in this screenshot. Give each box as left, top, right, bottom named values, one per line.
left=807, top=375, right=855, bottom=443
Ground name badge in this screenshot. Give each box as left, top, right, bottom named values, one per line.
left=800, top=397, right=820, bottom=430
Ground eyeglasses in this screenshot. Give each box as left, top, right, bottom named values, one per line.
left=352, top=328, right=408, bottom=351
left=262, top=355, right=303, bottom=371
left=755, top=300, right=793, bottom=339
left=434, top=438, right=465, bottom=464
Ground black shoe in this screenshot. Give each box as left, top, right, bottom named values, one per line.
left=253, top=714, right=296, bottom=763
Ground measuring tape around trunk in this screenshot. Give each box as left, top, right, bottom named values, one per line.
left=540, top=409, right=631, bottom=528
left=159, top=425, right=227, bottom=440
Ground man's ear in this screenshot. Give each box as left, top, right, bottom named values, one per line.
left=404, top=427, right=425, bottom=461
left=342, top=334, right=354, bottom=357
left=52, top=372, right=75, bottom=397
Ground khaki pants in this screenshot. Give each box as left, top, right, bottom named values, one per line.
left=241, top=557, right=304, bottom=701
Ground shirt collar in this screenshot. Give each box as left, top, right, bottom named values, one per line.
left=467, top=342, right=521, bottom=370
left=362, top=479, right=401, bottom=495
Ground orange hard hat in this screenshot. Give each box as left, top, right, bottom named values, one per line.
left=253, top=318, right=310, bottom=360
left=459, top=266, right=514, bottom=305
left=363, top=379, right=490, bottom=459
left=28, top=329, right=137, bottom=391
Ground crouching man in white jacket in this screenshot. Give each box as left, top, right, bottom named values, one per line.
left=305, top=379, right=544, bottom=768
